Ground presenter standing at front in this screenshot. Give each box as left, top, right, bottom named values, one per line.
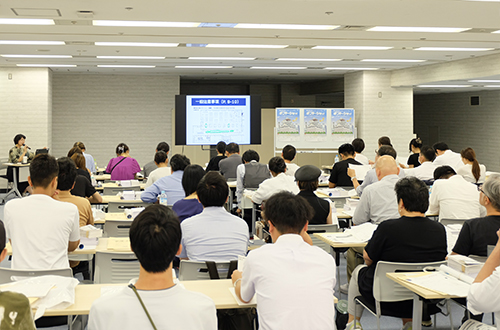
left=8, top=134, right=34, bottom=164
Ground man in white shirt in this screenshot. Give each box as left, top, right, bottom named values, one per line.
left=404, top=145, right=436, bottom=181
left=252, top=157, right=300, bottom=204
left=89, top=205, right=217, bottom=330
left=144, top=150, right=171, bottom=188
left=179, top=172, right=249, bottom=262
left=232, top=191, right=336, bottom=330
left=433, top=142, right=464, bottom=171
left=428, top=166, right=483, bottom=220
left=4, top=154, right=80, bottom=270
left=282, top=144, right=300, bottom=176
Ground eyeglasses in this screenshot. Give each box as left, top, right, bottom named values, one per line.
left=479, top=187, right=490, bottom=199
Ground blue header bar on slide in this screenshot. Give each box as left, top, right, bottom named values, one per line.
left=191, top=97, right=246, bottom=106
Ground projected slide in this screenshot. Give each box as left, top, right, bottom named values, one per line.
left=186, top=95, right=251, bottom=145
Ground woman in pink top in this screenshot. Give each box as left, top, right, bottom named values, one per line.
left=106, top=143, right=141, bottom=180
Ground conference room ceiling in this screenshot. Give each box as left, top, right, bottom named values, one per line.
left=1, top=0, right=500, bottom=88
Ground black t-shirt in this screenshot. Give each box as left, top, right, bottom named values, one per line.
left=206, top=155, right=227, bottom=172
left=407, top=153, right=420, bottom=168
left=358, top=216, right=447, bottom=317
left=452, top=216, right=500, bottom=256
left=328, top=158, right=361, bottom=187
left=71, top=175, right=97, bottom=198
left=298, top=190, right=330, bottom=224
left=77, top=168, right=91, bottom=182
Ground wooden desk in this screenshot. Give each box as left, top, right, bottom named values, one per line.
left=94, top=174, right=111, bottom=181
left=386, top=272, right=464, bottom=330
left=95, top=182, right=145, bottom=192
left=313, top=232, right=367, bottom=249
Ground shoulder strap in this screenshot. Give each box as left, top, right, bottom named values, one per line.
left=110, top=157, right=127, bottom=174
left=128, top=284, right=158, bottom=330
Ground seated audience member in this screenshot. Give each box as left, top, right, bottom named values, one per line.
left=7, top=134, right=35, bottom=195
left=432, top=142, right=464, bottom=171
left=4, top=154, right=80, bottom=270
left=457, top=147, right=486, bottom=184
left=218, top=142, right=242, bottom=180
left=467, top=230, right=500, bottom=329
left=88, top=205, right=217, bottom=330
left=68, top=148, right=103, bottom=203
left=70, top=151, right=91, bottom=181
left=179, top=172, right=248, bottom=262
left=404, top=145, right=436, bottom=181
left=106, top=143, right=141, bottom=180
left=252, top=157, right=299, bottom=205
left=378, top=135, right=392, bottom=147
left=231, top=191, right=336, bottom=330
left=74, top=141, right=96, bottom=173
left=352, top=138, right=369, bottom=165
left=144, top=151, right=171, bottom=188
left=0, top=220, right=36, bottom=330
left=236, top=149, right=270, bottom=212
left=282, top=144, right=300, bottom=176
left=295, top=165, right=333, bottom=225
left=141, top=154, right=190, bottom=205
left=428, top=166, right=483, bottom=221
left=349, top=145, right=405, bottom=196
left=172, top=165, right=205, bottom=222
left=205, top=141, right=227, bottom=172
left=142, top=142, right=170, bottom=178
left=406, top=138, right=422, bottom=168
left=346, top=177, right=447, bottom=330
left=329, top=143, right=362, bottom=188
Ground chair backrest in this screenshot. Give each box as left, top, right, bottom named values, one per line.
left=104, top=220, right=132, bottom=237
left=179, top=260, right=232, bottom=281
left=307, top=224, right=339, bottom=253
left=103, top=186, right=141, bottom=195
left=94, top=251, right=140, bottom=284
left=107, top=201, right=148, bottom=212
left=0, top=267, right=73, bottom=284
left=373, top=260, right=446, bottom=302
left=439, top=218, right=467, bottom=226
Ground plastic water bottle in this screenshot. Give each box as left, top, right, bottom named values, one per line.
left=334, top=155, right=340, bottom=163
left=91, top=174, right=97, bottom=187
left=159, top=191, right=168, bottom=206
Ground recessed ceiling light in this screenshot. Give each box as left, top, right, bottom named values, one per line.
left=93, top=20, right=200, bottom=28
left=235, top=23, right=339, bottom=30
left=368, top=26, right=470, bottom=33
left=175, top=66, right=233, bottom=69
left=188, top=57, right=256, bottom=60
left=0, top=40, right=65, bottom=45
left=96, top=56, right=165, bottom=59
left=95, top=42, right=178, bottom=47
left=206, top=44, right=288, bottom=49
left=2, top=54, right=72, bottom=58
left=417, top=85, right=472, bottom=88
left=16, top=64, right=76, bottom=67
left=483, top=85, right=500, bottom=87
left=250, top=66, right=307, bottom=69
left=323, top=67, right=379, bottom=70
left=361, top=59, right=426, bottom=62
left=0, top=18, right=54, bottom=25
left=415, top=47, right=494, bottom=51
left=469, top=79, right=500, bottom=82
left=313, top=46, right=393, bottom=50
left=97, top=65, right=156, bottom=68
left=276, top=58, right=342, bottom=61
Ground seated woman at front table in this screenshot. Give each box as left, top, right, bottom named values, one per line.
left=457, top=147, right=486, bottom=184
left=172, top=164, right=205, bottom=222
left=295, top=165, right=332, bottom=225
left=8, top=134, right=35, bottom=164
left=106, top=143, right=141, bottom=181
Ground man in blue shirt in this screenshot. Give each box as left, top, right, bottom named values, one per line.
left=141, top=154, right=190, bottom=205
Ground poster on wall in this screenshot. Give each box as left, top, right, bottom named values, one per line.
left=331, top=109, right=355, bottom=142
left=304, top=109, right=327, bottom=141
left=276, top=108, right=300, bottom=141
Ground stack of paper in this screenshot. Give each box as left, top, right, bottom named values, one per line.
left=124, top=207, right=145, bottom=219
left=92, top=209, right=106, bottom=221
left=80, top=225, right=103, bottom=238
left=317, top=188, right=349, bottom=197
left=120, top=191, right=136, bottom=200
left=79, top=237, right=99, bottom=250
left=447, top=255, right=483, bottom=277
left=323, top=223, right=377, bottom=243
left=404, top=265, right=472, bottom=296
left=348, top=164, right=371, bottom=181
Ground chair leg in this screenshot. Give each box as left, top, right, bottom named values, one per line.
left=433, top=312, right=437, bottom=330
left=446, top=300, right=454, bottom=330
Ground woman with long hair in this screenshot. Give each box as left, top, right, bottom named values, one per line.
left=457, top=147, right=486, bottom=184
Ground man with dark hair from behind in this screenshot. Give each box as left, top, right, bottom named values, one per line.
left=232, top=192, right=336, bottom=330
left=141, top=154, right=190, bottom=205
left=4, top=154, right=80, bottom=270
left=352, top=138, right=369, bottom=165
left=144, top=151, right=170, bottom=188
left=432, top=141, right=463, bottom=171
left=206, top=141, right=227, bottom=172
left=89, top=205, right=217, bottom=329
left=404, top=145, right=437, bottom=181
left=142, top=141, right=170, bottom=178
left=378, top=136, right=392, bottom=147
left=282, top=144, right=300, bottom=177
left=252, top=157, right=299, bottom=205
left=218, top=142, right=242, bottom=180
left=236, top=149, right=270, bottom=214
left=329, top=143, right=362, bottom=188
left=0, top=220, right=36, bottom=329
left=179, top=172, right=248, bottom=262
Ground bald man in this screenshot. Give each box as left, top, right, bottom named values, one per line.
left=344, top=156, right=402, bottom=285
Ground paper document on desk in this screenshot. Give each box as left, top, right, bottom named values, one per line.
left=107, top=237, right=131, bottom=251
left=229, top=288, right=256, bottom=306
left=405, top=265, right=472, bottom=296
left=79, top=237, right=98, bottom=250
left=325, top=223, right=376, bottom=243
left=317, top=188, right=349, bottom=197
left=348, top=164, right=371, bottom=181
left=342, top=209, right=355, bottom=218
